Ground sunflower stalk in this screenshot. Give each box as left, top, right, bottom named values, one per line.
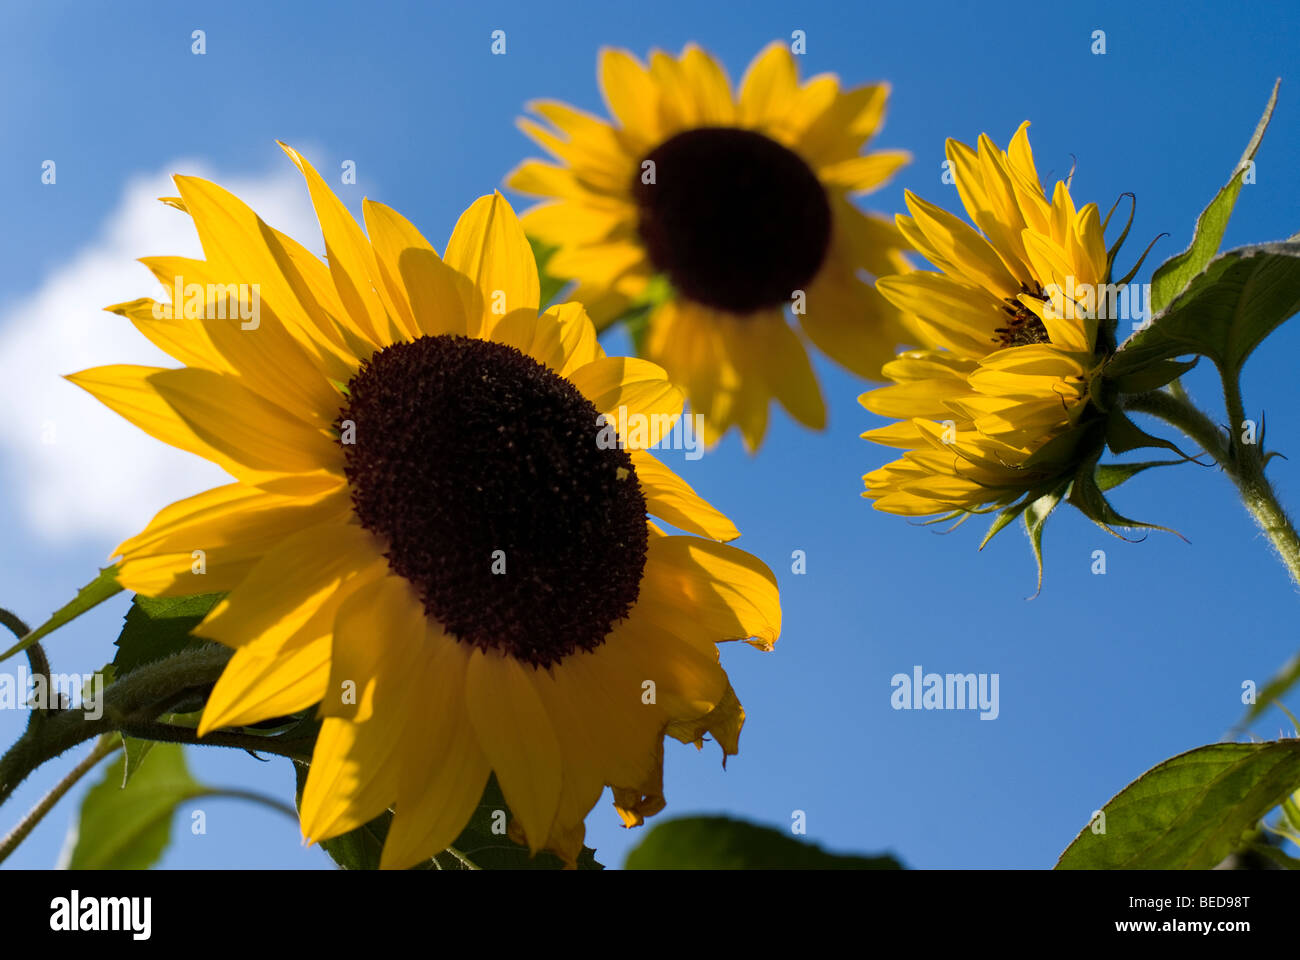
left=1123, top=385, right=1300, bottom=591
left=0, top=644, right=315, bottom=813
left=0, top=608, right=53, bottom=732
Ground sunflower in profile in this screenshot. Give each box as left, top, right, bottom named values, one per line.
left=507, top=41, right=920, bottom=451
left=861, top=123, right=1111, bottom=520
left=69, top=145, right=780, bottom=869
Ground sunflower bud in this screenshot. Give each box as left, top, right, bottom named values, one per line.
left=860, top=123, right=1181, bottom=591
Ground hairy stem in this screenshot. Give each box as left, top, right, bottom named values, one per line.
left=0, top=645, right=235, bottom=807
left=0, top=736, right=121, bottom=865
left=0, top=609, right=53, bottom=732
left=1124, top=385, right=1300, bottom=591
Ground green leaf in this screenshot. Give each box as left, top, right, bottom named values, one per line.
left=0, top=565, right=121, bottom=665
left=1251, top=842, right=1300, bottom=869
left=527, top=235, right=568, bottom=308
left=1149, top=80, right=1279, bottom=315
left=120, top=736, right=157, bottom=788
left=293, top=766, right=602, bottom=870
left=1234, top=649, right=1300, bottom=729
left=1107, top=356, right=1199, bottom=394
left=1023, top=484, right=1068, bottom=597
left=1056, top=740, right=1300, bottom=869
left=64, top=741, right=204, bottom=869
left=112, top=593, right=224, bottom=678
left=1109, top=241, right=1300, bottom=379
left=1095, top=459, right=1188, bottom=493
left=624, top=816, right=903, bottom=869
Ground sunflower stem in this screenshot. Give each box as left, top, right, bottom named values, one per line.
left=0, top=645, right=233, bottom=809
left=1124, top=385, right=1300, bottom=592
left=191, top=787, right=300, bottom=824
left=0, top=608, right=53, bottom=732
left=0, top=735, right=121, bottom=866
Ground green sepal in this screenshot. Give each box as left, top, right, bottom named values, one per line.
left=1023, top=482, right=1070, bottom=598
left=1018, top=417, right=1103, bottom=474
left=1106, top=356, right=1199, bottom=394
left=979, top=501, right=1027, bottom=550
left=1067, top=450, right=1186, bottom=543
left=1232, top=648, right=1300, bottom=731
left=1102, top=193, right=1136, bottom=285
left=1105, top=408, right=1194, bottom=459
left=1095, top=459, right=1191, bottom=493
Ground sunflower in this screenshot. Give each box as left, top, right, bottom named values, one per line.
left=506, top=41, right=921, bottom=451
left=69, top=145, right=780, bottom=869
left=860, top=122, right=1110, bottom=518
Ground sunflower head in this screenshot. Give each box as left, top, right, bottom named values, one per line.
left=507, top=41, right=922, bottom=451
left=69, top=146, right=781, bottom=868
left=861, top=123, right=1182, bottom=588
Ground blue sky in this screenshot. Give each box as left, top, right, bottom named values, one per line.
left=1, top=0, right=1298, bottom=869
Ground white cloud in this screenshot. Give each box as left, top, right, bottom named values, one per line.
left=0, top=158, right=326, bottom=545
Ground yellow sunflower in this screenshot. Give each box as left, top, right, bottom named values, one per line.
left=507, top=41, right=921, bottom=451
left=861, top=122, right=1110, bottom=517
left=69, top=145, right=780, bottom=869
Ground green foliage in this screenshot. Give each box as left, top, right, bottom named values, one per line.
left=1236, top=651, right=1300, bottom=729
left=65, top=741, right=204, bottom=869
left=1109, top=240, right=1300, bottom=380
left=625, top=815, right=903, bottom=869
left=1057, top=740, right=1300, bottom=869
left=0, top=565, right=121, bottom=665
left=1108, top=82, right=1298, bottom=384
left=112, top=593, right=224, bottom=678
left=1148, top=80, right=1278, bottom=316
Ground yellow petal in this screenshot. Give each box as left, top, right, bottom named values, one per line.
left=637, top=535, right=781, bottom=651
left=322, top=575, right=425, bottom=723
left=278, top=142, right=395, bottom=345
left=737, top=42, right=797, bottom=127
left=819, top=150, right=911, bottom=194
left=66, top=365, right=254, bottom=481
left=362, top=198, right=472, bottom=338
left=148, top=367, right=341, bottom=475
left=380, top=637, right=489, bottom=869
left=443, top=192, right=540, bottom=337
left=753, top=316, right=825, bottom=430
left=630, top=450, right=738, bottom=541
left=198, top=556, right=388, bottom=735
left=464, top=650, right=561, bottom=854
left=195, top=521, right=381, bottom=649
left=567, top=356, right=683, bottom=428
left=598, top=48, right=660, bottom=147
